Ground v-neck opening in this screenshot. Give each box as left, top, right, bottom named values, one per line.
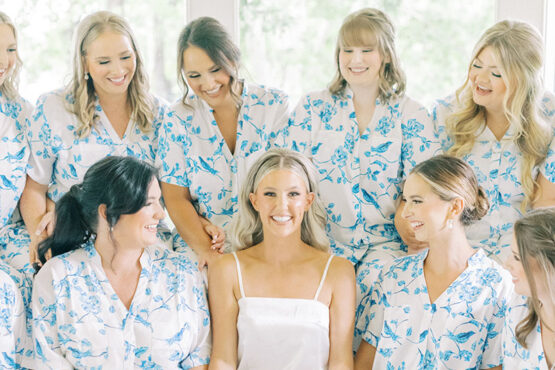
left=199, top=83, right=246, bottom=160
left=96, top=104, right=132, bottom=142
left=345, top=87, right=379, bottom=138
left=90, top=245, right=147, bottom=315
left=420, top=249, right=479, bottom=305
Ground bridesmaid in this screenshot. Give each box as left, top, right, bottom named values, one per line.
left=0, top=12, right=33, bottom=367
left=32, top=156, right=210, bottom=368
left=15, top=11, right=169, bottom=274
left=503, top=208, right=555, bottom=369
left=397, top=20, right=555, bottom=264
left=157, top=17, right=290, bottom=268
left=283, top=8, right=439, bottom=348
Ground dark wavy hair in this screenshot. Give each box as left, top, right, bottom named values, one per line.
left=176, top=16, right=242, bottom=107
left=37, top=156, right=158, bottom=267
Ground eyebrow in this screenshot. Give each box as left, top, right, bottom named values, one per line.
left=475, top=56, right=498, bottom=69
left=185, top=64, right=219, bottom=74
left=94, top=50, right=133, bottom=60
left=262, top=186, right=302, bottom=191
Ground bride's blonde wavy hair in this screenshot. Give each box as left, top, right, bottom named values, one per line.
left=231, top=148, right=330, bottom=252
left=0, top=12, right=22, bottom=100
left=446, top=20, right=551, bottom=210
left=65, top=11, right=154, bottom=138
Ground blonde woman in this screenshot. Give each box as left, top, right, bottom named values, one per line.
left=11, top=11, right=169, bottom=272
left=355, top=155, right=513, bottom=369
left=397, top=20, right=555, bottom=264
left=208, top=149, right=355, bottom=369
left=503, top=208, right=555, bottom=369
left=0, top=12, right=33, bottom=271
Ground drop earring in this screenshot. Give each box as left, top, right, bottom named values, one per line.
left=447, top=219, right=454, bottom=229
left=84, top=72, right=89, bottom=80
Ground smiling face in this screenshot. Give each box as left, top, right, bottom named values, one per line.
left=85, top=30, right=136, bottom=100
left=506, top=233, right=532, bottom=296
left=249, top=169, right=314, bottom=240
left=468, top=46, right=507, bottom=114
left=0, top=23, right=16, bottom=87
left=339, top=36, right=384, bottom=91
left=112, top=179, right=164, bottom=250
left=401, top=173, right=454, bottom=243
left=182, top=44, right=232, bottom=109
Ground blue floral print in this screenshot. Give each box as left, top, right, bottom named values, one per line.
left=3, top=90, right=169, bottom=276
left=433, top=92, right=555, bottom=264
left=502, top=295, right=550, bottom=370
left=360, top=249, right=513, bottom=369
left=156, top=83, right=290, bottom=252
left=32, top=243, right=211, bottom=369
left=0, top=261, right=33, bottom=369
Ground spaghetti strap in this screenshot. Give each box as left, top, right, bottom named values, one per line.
left=314, top=255, right=333, bottom=300
left=232, top=252, right=246, bottom=299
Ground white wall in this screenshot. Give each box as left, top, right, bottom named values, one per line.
left=497, top=0, right=553, bottom=91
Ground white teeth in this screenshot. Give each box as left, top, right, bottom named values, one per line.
left=110, top=76, right=125, bottom=83
left=410, top=222, right=423, bottom=228
left=205, top=85, right=221, bottom=95
left=477, top=84, right=491, bottom=92
left=272, top=216, right=291, bottom=222
left=350, top=67, right=367, bottom=73
left=145, top=224, right=157, bottom=230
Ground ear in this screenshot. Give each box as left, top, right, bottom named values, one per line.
left=304, top=192, right=315, bottom=212
left=449, top=197, right=464, bottom=219
left=98, top=204, right=108, bottom=221
left=249, top=193, right=259, bottom=212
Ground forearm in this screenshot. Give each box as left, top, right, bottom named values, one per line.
left=19, top=177, right=48, bottom=236
left=162, top=182, right=212, bottom=255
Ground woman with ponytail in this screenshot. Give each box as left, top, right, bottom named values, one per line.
left=503, top=208, right=555, bottom=369
left=32, top=156, right=210, bottom=369
left=396, top=20, right=555, bottom=265
left=355, top=155, right=513, bottom=369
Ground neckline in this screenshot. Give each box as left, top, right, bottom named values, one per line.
left=238, top=296, right=329, bottom=310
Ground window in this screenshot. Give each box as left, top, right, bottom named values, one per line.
left=2, top=0, right=185, bottom=103
left=239, top=0, right=495, bottom=107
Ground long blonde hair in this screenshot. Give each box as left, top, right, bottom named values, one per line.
left=513, top=208, right=555, bottom=348
left=0, top=12, right=22, bottom=100
left=231, top=148, right=329, bottom=252
left=65, top=11, right=154, bottom=138
left=329, top=8, right=405, bottom=101
left=446, top=20, right=551, bottom=210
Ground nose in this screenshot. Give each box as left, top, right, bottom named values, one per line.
left=504, top=257, right=514, bottom=272
left=154, top=201, right=165, bottom=220
left=110, top=59, right=125, bottom=75
left=401, top=201, right=411, bottom=219
left=351, top=49, right=363, bottom=63
left=0, top=50, right=7, bottom=66
left=276, top=193, right=288, bottom=209
left=201, top=73, right=216, bottom=88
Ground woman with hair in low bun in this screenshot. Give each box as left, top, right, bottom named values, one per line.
left=208, top=148, right=355, bottom=369
left=32, top=156, right=210, bottom=369
left=503, top=208, right=555, bottom=369
left=355, top=155, right=513, bottom=369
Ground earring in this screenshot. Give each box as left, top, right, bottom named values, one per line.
left=447, top=219, right=454, bottom=229
left=109, top=226, right=113, bottom=233
left=84, top=72, right=89, bottom=80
